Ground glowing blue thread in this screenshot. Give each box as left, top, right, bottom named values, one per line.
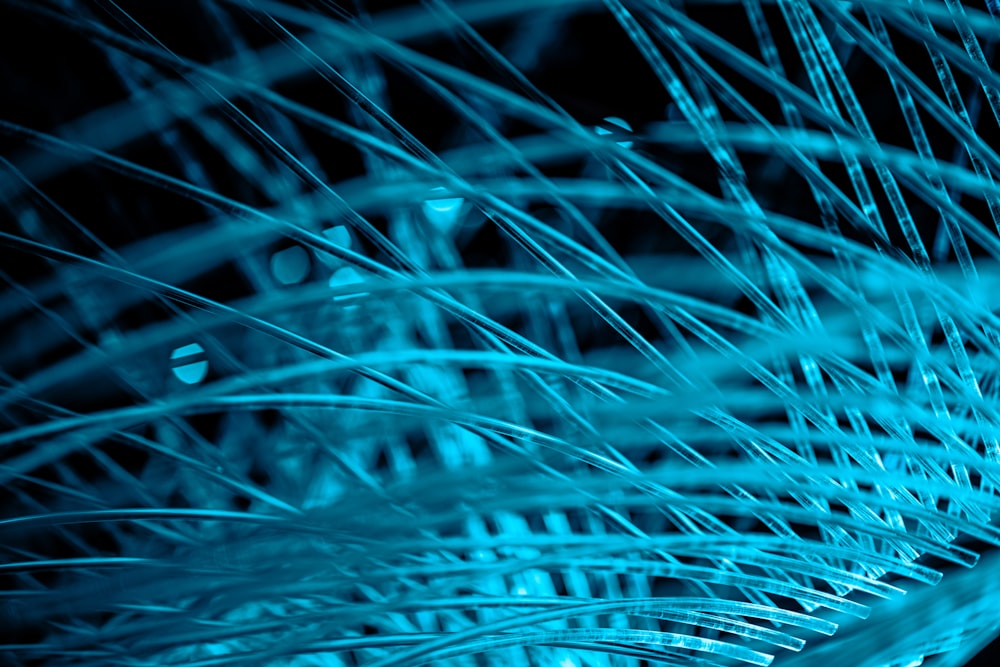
left=0, top=1, right=999, bottom=666
left=595, top=116, right=634, bottom=148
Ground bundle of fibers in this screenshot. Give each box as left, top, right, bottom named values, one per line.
left=2, top=0, right=1000, bottom=665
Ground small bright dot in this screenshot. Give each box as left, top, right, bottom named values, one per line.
left=330, top=266, right=366, bottom=302
left=270, top=245, right=310, bottom=285
left=514, top=586, right=528, bottom=595
left=595, top=116, right=634, bottom=148
left=170, top=343, right=208, bottom=385
left=316, top=226, right=353, bottom=269
left=422, top=187, right=464, bottom=232
left=323, top=225, right=351, bottom=248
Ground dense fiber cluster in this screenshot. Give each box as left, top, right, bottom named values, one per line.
left=2, top=1, right=1000, bottom=666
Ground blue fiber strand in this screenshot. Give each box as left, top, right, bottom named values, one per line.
left=3, top=1, right=1000, bottom=666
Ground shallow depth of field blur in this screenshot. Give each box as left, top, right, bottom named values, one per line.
left=3, top=1, right=1000, bottom=666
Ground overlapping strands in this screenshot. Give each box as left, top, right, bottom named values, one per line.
left=2, top=0, right=1000, bottom=665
